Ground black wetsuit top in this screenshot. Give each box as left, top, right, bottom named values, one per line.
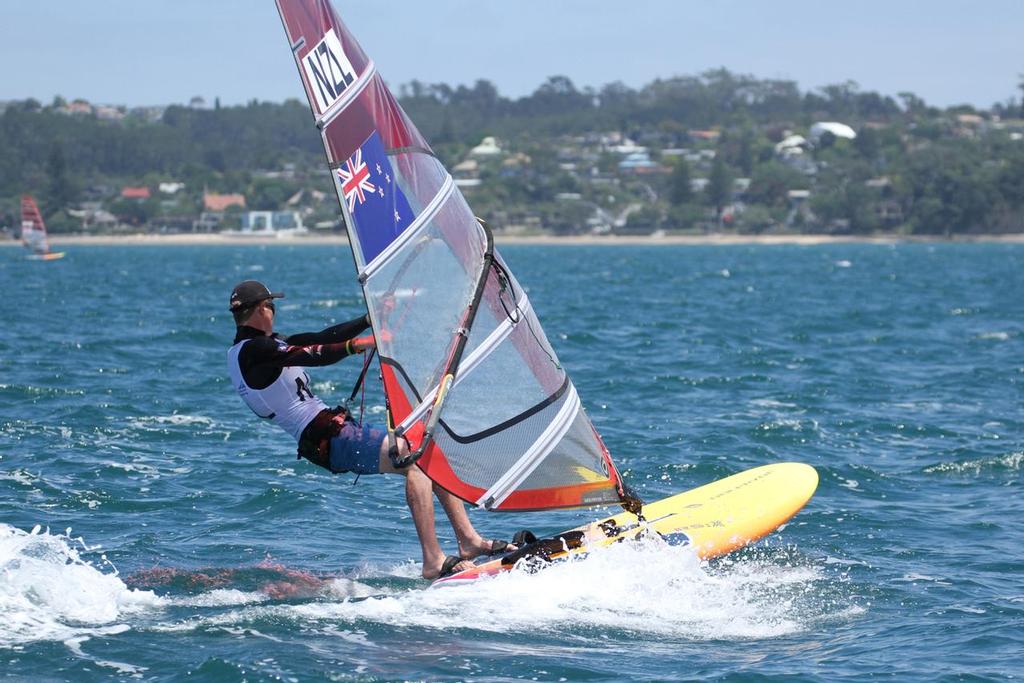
left=232, top=314, right=371, bottom=390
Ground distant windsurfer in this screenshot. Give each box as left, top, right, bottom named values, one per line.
left=226, top=280, right=513, bottom=579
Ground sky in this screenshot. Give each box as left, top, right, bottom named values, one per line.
left=1, top=1, right=1021, bottom=110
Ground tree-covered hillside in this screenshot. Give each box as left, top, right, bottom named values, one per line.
left=2, top=70, right=1022, bottom=235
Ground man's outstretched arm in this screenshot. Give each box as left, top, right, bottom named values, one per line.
left=239, top=333, right=374, bottom=390
left=284, top=314, right=370, bottom=346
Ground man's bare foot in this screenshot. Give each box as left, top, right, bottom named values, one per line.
left=459, top=538, right=518, bottom=561
left=422, top=555, right=474, bottom=580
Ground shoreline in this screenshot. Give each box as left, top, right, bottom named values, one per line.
left=2, top=232, right=1023, bottom=247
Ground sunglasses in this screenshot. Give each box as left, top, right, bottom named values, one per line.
left=263, top=300, right=276, bottom=313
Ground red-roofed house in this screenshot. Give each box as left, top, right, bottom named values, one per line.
left=203, top=192, right=246, bottom=212
left=121, top=186, right=151, bottom=200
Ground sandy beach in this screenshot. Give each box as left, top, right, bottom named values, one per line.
left=3, top=232, right=1023, bottom=248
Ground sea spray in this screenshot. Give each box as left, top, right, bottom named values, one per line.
left=0, top=524, right=161, bottom=647
left=139, top=536, right=846, bottom=642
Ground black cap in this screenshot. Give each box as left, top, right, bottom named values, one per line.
left=229, top=280, right=284, bottom=311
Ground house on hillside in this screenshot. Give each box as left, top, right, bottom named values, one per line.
left=774, top=134, right=817, bottom=175
left=688, top=129, right=721, bottom=143
left=129, top=106, right=166, bottom=123
left=618, top=151, right=662, bottom=174
left=120, top=186, right=151, bottom=200
left=786, top=189, right=813, bottom=227
left=239, top=211, right=305, bottom=233
left=469, top=136, right=502, bottom=157
left=82, top=209, right=118, bottom=231
left=193, top=212, right=223, bottom=232
left=452, top=158, right=481, bottom=189
left=95, top=105, right=125, bottom=122
left=809, top=121, right=856, bottom=143
left=159, top=182, right=186, bottom=195
left=203, top=192, right=246, bottom=212
left=61, top=99, right=93, bottom=116
left=606, top=138, right=646, bottom=155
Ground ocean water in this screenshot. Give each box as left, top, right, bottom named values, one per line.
left=1, top=242, right=1021, bottom=682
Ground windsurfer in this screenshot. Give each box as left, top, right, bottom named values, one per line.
left=225, top=280, right=512, bottom=579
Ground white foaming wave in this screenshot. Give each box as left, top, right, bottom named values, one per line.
left=311, top=380, right=337, bottom=394
left=147, top=538, right=838, bottom=641
left=924, top=452, right=1023, bottom=475
left=323, top=577, right=394, bottom=599
left=128, top=414, right=215, bottom=430
left=0, top=524, right=163, bottom=647
left=749, top=398, right=798, bottom=410
left=0, top=469, right=41, bottom=488
left=173, top=589, right=268, bottom=608
left=348, top=559, right=423, bottom=581
left=101, top=460, right=161, bottom=476
left=977, top=331, right=1011, bottom=341
left=756, top=417, right=820, bottom=434
left=64, top=634, right=146, bottom=675
left=149, top=576, right=387, bottom=634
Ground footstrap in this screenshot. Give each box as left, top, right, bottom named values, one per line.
left=500, top=530, right=585, bottom=567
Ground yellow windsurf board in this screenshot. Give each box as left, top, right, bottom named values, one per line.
left=433, top=462, right=817, bottom=586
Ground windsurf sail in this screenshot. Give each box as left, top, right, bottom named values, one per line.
left=21, top=195, right=64, bottom=261
left=275, top=0, right=636, bottom=512
left=21, top=195, right=51, bottom=255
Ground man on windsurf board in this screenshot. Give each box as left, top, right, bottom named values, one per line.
left=226, top=279, right=513, bottom=579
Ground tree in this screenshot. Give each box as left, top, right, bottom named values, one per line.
left=736, top=204, right=776, bottom=234
left=248, top=178, right=295, bottom=210
left=996, top=148, right=1024, bottom=208
left=1019, top=74, right=1024, bottom=118
left=109, top=197, right=152, bottom=226
left=736, top=129, right=755, bottom=175
left=853, top=126, right=880, bottom=161
left=903, top=146, right=995, bottom=235
left=746, top=161, right=806, bottom=207
left=665, top=203, right=703, bottom=231
left=622, top=204, right=662, bottom=233
left=810, top=181, right=880, bottom=234
left=705, top=156, right=733, bottom=222
left=45, top=142, right=78, bottom=213
left=816, top=130, right=838, bottom=150
left=898, top=91, right=927, bottom=117
left=435, top=111, right=455, bottom=144
left=668, top=158, right=692, bottom=205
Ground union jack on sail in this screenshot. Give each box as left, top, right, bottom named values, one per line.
left=337, top=147, right=375, bottom=212
left=335, top=130, right=414, bottom=264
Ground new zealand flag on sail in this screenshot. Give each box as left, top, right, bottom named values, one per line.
left=337, top=130, right=414, bottom=264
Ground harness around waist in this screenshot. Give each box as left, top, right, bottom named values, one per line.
left=296, top=407, right=352, bottom=469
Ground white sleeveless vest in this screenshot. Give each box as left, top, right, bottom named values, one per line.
left=227, top=338, right=328, bottom=440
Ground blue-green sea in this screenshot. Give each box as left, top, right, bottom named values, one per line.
left=1, top=242, right=1021, bottom=681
